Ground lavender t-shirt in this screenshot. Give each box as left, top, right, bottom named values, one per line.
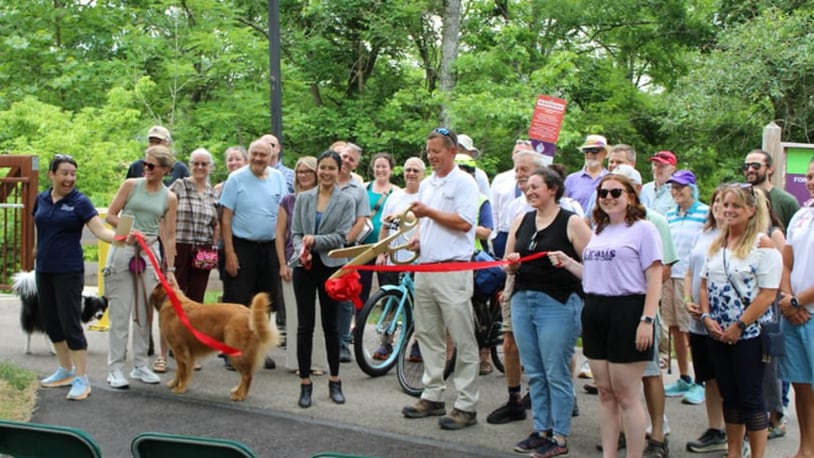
left=582, top=220, right=663, bottom=295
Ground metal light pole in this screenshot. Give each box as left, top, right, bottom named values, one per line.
left=268, top=0, right=283, bottom=152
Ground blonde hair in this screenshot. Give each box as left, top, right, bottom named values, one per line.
left=707, top=184, right=769, bottom=259
left=293, top=156, right=318, bottom=193
left=145, top=145, right=176, bottom=169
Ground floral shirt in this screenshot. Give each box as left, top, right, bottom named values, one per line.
left=702, top=233, right=782, bottom=340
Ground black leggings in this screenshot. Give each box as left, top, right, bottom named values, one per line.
left=293, top=257, right=341, bottom=378
left=707, top=336, right=769, bottom=431
left=36, top=271, right=86, bottom=350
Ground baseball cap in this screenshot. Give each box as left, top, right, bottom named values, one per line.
left=648, top=151, right=676, bottom=166
left=457, top=134, right=480, bottom=158
left=609, top=164, right=642, bottom=186
left=148, top=125, right=172, bottom=143
left=579, top=134, right=610, bottom=153
left=666, top=170, right=696, bottom=186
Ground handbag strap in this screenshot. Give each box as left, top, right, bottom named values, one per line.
left=722, top=243, right=780, bottom=325
left=368, top=183, right=392, bottom=219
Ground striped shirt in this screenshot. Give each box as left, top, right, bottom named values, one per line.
left=665, top=200, right=709, bottom=278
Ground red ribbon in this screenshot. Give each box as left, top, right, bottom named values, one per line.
left=324, top=251, right=549, bottom=308
left=325, top=271, right=364, bottom=310
left=134, top=233, right=241, bottom=356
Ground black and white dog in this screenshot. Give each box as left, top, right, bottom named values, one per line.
left=11, top=271, right=108, bottom=354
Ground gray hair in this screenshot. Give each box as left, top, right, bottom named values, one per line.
left=513, top=150, right=548, bottom=168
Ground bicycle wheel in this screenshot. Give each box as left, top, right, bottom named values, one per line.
left=396, top=326, right=424, bottom=397
left=353, top=289, right=411, bottom=377
left=487, top=292, right=505, bottom=373
left=473, top=292, right=504, bottom=373
left=397, top=328, right=456, bottom=397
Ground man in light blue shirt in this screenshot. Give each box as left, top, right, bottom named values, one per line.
left=220, top=139, right=289, bottom=370
left=641, top=151, right=678, bottom=215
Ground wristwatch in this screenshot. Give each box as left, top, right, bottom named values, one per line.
left=640, top=315, right=655, bottom=325
left=791, top=297, right=800, bottom=308
left=736, top=319, right=747, bottom=331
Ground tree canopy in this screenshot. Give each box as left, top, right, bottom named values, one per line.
left=1, top=0, right=811, bottom=204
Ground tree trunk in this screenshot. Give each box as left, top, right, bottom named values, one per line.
left=438, top=0, right=461, bottom=127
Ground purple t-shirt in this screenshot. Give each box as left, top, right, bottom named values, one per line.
left=582, top=220, right=663, bottom=295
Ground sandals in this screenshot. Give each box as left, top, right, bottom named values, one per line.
left=152, top=357, right=167, bottom=373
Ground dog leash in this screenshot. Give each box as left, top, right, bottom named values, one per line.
left=132, top=232, right=242, bottom=356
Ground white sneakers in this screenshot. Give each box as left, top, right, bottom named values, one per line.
left=108, top=366, right=161, bottom=389
left=107, top=369, right=129, bottom=389
left=130, top=366, right=161, bottom=384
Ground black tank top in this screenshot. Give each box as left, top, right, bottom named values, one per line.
left=514, top=209, right=583, bottom=303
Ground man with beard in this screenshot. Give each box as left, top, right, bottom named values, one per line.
left=564, top=135, right=610, bottom=211
left=743, top=149, right=799, bottom=230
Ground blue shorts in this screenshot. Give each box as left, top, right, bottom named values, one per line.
left=777, top=315, right=814, bottom=385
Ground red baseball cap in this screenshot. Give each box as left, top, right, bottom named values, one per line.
left=648, top=151, right=677, bottom=166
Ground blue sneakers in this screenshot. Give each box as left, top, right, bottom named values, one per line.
left=664, top=377, right=693, bottom=397
left=682, top=383, right=705, bottom=405
left=67, top=376, right=91, bottom=401
left=41, top=366, right=75, bottom=388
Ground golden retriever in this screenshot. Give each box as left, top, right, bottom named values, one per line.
left=149, top=284, right=279, bottom=401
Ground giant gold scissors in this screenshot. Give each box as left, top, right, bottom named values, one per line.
left=328, top=207, right=419, bottom=279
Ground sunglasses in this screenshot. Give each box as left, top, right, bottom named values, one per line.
left=516, top=139, right=532, bottom=146
left=433, top=127, right=451, bottom=137
left=583, top=148, right=602, bottom=155
left=528, top=230, right=543, bottom=251
left=143, top=161, right=159, bottom=171
left=742, top=162, right=765, bottom=171
left=190, top=161, right=210, bottom=168
left=598, top=188, right=625, bottom=199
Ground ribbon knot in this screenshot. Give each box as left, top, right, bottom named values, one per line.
left=325, top=271, right=364, bottom=310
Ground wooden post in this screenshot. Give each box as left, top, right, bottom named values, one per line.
left=762, top=122, right=785, bottom=189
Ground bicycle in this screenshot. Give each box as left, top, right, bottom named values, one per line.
left=353, top=272, right=414, bottom=377
left=396, top=287, right=504, bottom=397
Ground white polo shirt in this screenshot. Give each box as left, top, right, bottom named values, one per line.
left=417, top=167, right=479, bottom=262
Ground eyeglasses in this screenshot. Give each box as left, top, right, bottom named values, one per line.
left=190, top=161, right=210, bottom=168
left=143, top=161, right=159, bottom=171
left=404, top=167, right=422, bottom=174
left=583, top=148, right=602, bottom=155
left=433, top=127, right=451, bottom=137
left=742, top=162, right=765, bottom=171
left=598, top=188, right=625, bottom=199
left=296, top=169, right=314, bottom=175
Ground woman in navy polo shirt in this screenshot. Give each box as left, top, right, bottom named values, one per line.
left=36, top=154, right=117, bottom=401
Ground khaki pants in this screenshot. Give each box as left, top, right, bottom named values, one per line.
left=414, top=270, right=480, bottom=412
left=105, top=243, right=161, bottom=371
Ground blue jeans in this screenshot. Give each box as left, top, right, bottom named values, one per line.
left=512, top=290, right=582, bottom=436
left=336, top=300, right=354, bottom=349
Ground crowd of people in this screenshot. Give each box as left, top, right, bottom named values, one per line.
left=32, top=124, right=814, bottom=458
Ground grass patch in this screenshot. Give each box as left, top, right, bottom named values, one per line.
left=0, top=362, right=38, bottom=422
